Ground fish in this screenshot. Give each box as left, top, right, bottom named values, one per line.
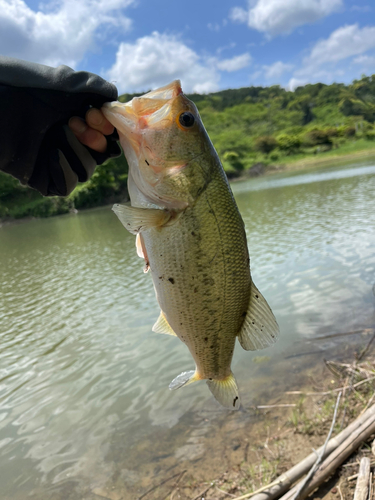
left=102, top=80, right=279, bottom=410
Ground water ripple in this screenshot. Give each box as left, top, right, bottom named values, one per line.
left=0, top=165, right=375, bottom=498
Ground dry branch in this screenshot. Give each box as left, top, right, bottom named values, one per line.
left=279, top=411, right=375, bottom=500
left=353, top=458, right=371, bottom=500
left=256, top=404, right=297, bottom=409
left=240, top=404, right=375, bottom=500
left=137, top=471, right=185, bottom=500
left=292, top=391, right=342, bottom=500
left=286, top=375, right=375, bottom=396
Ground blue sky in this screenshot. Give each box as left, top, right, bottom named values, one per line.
left=1, top=0, right=374, bottom=94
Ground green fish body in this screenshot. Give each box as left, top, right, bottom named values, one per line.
left=102, top=81, right=279, bottom=409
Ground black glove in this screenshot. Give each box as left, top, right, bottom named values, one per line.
left=0, top=56, right=122, bottom=196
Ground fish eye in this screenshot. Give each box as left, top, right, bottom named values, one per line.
left=178, top=112, right=195, bottom=128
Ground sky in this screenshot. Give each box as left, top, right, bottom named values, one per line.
left=1, top=0, right=375, bottom=94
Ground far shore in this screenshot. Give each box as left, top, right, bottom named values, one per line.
left=2, top=146, right=375, bottom=227
left=230, top=146, right=375, bottom=182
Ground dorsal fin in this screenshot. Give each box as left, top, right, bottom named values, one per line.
left=152, top=310, right=177, bottom=336
left=238, top=282, right=279, bottom=351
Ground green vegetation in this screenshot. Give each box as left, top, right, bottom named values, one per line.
left=2, top=74, right=375, bottom=220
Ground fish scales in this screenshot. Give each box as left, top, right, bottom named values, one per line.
left=102, top=80, right=279, bottom=409
left=144, top=165, right=251, bottom=380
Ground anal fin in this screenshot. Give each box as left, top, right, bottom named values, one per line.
left=206, top=373, right=240, bottom=410
left=238, top=282, right=279, bottom=351
left=152, top=310, right=177, bottom=336
left=112, top=203, right=171, bottom=235
left=169, top=370, right=198, bottom=390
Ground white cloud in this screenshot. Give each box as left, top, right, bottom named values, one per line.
left=353, top=54, right=375, bottom=65
left=216, top=53, right=251, bottom=72
left=230, top=6, right=248, bottom=23
left=287, top=77, right=309, bottom=90
left=0, top=0, right=133, bottom=68
left=286, top=24, right=375, bottom=89
left=306, top=24, right=375, bottom=66
left=263, top=61, right=293, bottom=79
left=107, top=32, right=220, bottom=94
left=230, top=0, right=342, bottom=36
left=250, top=70, right=262, bottom=81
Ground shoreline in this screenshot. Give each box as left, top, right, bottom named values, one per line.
left=230, top=146, right=375, bottom=182
left=2, top=147, right=375, bottom=227
left=136, top=330, right=375, bottom=500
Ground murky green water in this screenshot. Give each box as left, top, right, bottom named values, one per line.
left=1, top=163, right=375, bottom=499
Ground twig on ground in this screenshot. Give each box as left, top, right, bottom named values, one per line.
left=312, top=328, right=375, bottom=341
left=247, top=404, right=375, bottom=500
left=215, top=486, right=237, bottom=497
left=286, top=375, right=375, bottom=396
left=341, top=332, right=375, bottom=428
left=292, top=391, right=342, bottom=500
left=230, top=478, right=284, bottom=500
left=353, top=457, right=371, bottom=500
left=192, top=482, right=215, bottom=500
left=358, top=333, right=375, bottom=362
left=256, top=404, right=297, bottom=409
left=279, top=407, right=375, bottom=500
left=168, top=470, right=186, bottom=500
left=337, top=481, right=344, bottom=500
left=137, top=471, right=184, bottom=500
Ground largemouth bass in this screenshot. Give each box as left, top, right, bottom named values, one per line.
left=102, top=81, right=279, bottom=410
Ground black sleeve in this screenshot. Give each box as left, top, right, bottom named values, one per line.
left=0, top=56, right=122, bottom=196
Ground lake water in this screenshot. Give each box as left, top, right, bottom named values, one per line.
left=1, top=162, right=375, bottom=499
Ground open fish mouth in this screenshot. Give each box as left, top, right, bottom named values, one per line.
left=101, top=80, right=204, bottom=210
left=102, top=80, right=183, bottom=139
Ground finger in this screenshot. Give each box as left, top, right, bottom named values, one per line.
left=68, top=117, right=107, bottom=153
left=85, top=108, right=114, bottom=136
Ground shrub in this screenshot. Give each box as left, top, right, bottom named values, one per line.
left=303, top=129, right=332, bottom=147
left=222, top=151, right=244, bottom=171
left=344, top=126, right=356, bottom=137
left=277, top=134, right=301, bottom=152
left=325, top=128, right=338, bottom=137
left=255, top=136, right=278, bottom=154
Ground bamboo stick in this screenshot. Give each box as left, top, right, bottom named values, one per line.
left=248, top=404, right=375, bottom=500
left=280, top=412, right=375, bottom=500
left=354, top=458, right=371, bottom=500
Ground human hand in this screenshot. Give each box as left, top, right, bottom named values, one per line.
left=0, top=56, right=122, bottom=196
left=69, top=108, right=115, bottom=154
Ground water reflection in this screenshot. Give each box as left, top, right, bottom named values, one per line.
left=0, top=163, right=374, bottom=499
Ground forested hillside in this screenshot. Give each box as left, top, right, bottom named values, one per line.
left=2, top=74, right=375, bottom=219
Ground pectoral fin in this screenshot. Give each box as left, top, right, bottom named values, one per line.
left=238, top=282, right=279, bottom=351
left=112, top=203, right=171, bottom=235
left=152, top=310, right=177, bottom=336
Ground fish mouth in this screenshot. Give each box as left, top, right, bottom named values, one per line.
left=102, top=81, right=198, bottom=210
left=101, top=80, right=183, bottom=145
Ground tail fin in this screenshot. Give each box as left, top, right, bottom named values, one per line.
left=206, top=373, right=240, bottom=410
